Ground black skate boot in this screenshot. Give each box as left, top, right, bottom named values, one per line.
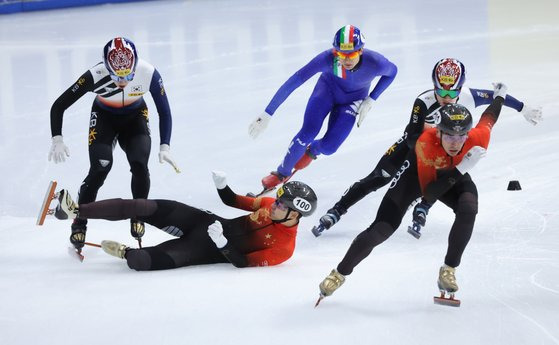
left=70, top=218, right=87, bottom=250
left=130, top=219, right=145, bottom=248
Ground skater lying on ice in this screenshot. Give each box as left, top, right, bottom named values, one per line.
left=52, top=171, right=317, bottom=270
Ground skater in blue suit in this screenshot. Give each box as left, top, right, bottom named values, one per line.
left=249, top=25, right=398, bottom=190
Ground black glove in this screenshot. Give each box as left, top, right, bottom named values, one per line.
left=412, top=200, right=432, bottom=227
left=319, top=208, right=342, bottom=230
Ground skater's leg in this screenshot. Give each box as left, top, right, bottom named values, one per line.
left=78, top=198, right=158, bottom=221
left=126, top=231, right=226, bottom=271
left=276, top=81, right=333, bottom=176
left=310, top=103, right=356, bottom=156
left=117, top=107, right=151, bottom=199
left=336, top=155, right=421, bottom=275
left=438, top=177, right=478, bottom=268
left=333, top=139, right=410, bottom=213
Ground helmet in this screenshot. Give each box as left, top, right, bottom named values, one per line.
left=432, top=58, right=466, bottom=90
left=103, top=37, right=138, bottom=80
left=436, top=104, right=473, bottom=135
left=276, top=181, right=317, bottom=217
left=332, top=25, right=365, bottom=53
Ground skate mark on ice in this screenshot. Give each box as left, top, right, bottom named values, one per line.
left=488, top=291, right=559, bottom=344
left=530, top=269, right=559, bottom=295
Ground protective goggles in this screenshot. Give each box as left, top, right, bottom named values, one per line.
left=110, top=72, right=135, bottom=82
left=335, top=50, right=361, bottom=59
left=435, top=88, right=460, bottom=99
left=273, top=199, right=289, bottom=211
left=441, top=132, right=468, bottom=143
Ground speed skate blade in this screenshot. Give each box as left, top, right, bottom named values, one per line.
left=434, top=295, right=461, bottom=307
left=311, top=224, right=325, bottom=237
left=68, top=247, right=85, bottom=262
left=247, top=187, right=275, bottom=198
left=37, top=181, right=57, bottom=226
left=314, top=295, right=325, bottom=308
left=407, top=224, right=421, bottom=239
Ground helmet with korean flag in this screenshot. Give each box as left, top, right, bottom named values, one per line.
left=432, top=58, right=466, bottom=90
left=103, top=37, right=138, bottom=80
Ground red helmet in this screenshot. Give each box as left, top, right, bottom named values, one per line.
left=432, top=58, right=466, bottom=90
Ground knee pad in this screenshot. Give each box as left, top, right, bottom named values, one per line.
left=93, top=158, right=113, bottom=173
left=356, top=169, right=393, bottom=194
left=318, top=142, right=339, bottom=156
left=126, top=249, right=152, bottom=271
left=361, top=221, right=396, bottom=247
left=457, top=192, right=478, bottom=216
left=129, top=161, right=149, bottom=177
left=126, top=247, right=176, bottom=271
left=374, top=198, right=406, bottom=230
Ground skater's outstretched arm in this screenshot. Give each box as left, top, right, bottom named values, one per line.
left=213, top=171, right=274, bottom=212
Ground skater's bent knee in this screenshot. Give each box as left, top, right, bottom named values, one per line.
left=125, top=249, right=152, bottom=271
left=129, top=161, right=149, bottom=176
left=457, top=192, right=478, bottom=215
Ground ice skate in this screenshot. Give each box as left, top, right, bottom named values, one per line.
left=54, top=189, right=79, bottom=220
left=130, top=220, right=145, bottom=248
left=261, top=171, right=289, bottom=189
left=294, top=147, right=317, bottom=170
left=249, top=171, right=294, bottom=197
left=315, top=269, right=346, bottom=307
left=36, top=180, right=58, bottom=225
left=434, top=265, right=461, bottom=307
left=101, top=240, right=128, bottom=259
left=69, top=218, right=87, bottom=249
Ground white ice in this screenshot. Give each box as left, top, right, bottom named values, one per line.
left=1, top=0, right=558, bottom=344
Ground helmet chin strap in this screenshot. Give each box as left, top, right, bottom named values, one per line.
left=272, top=209, right=298, bottom=224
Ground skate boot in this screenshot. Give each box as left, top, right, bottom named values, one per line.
left=69, top=218, right=87, bottom=250
left=320, top=269, right=346, bottom=297
left=261, top=171, right=289, bottom=190
left=130, top=220, right=145, bottom=247
left=316, top=269, right=346, bottom=307
left=434, top=265, right=461, bottom=306
left=294, top=146, right=317, bottom=170
left=54, top=189, right=79, bottom=220
left=101, top=240, right=128, bottom=259
left=438, top=265, right=458, bottom=293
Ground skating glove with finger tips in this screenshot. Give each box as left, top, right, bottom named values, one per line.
left=413, top=200, right=432, bottom=227
left=48, top=135, right=70, bottom=164
left=212, top=170, right=227, bottom=189
left=356, top=96, right=374, bottom=128
left=520, top=105, right=542, bottom=125
left=159, top=144, right=180, bottom=173
left=207, top=221, right=227, bottom=249
left=248, top=111, right=272, bottom=139
left=455, top=146, right=487, bottom=174
left=492, top=82, right=508, bottom=100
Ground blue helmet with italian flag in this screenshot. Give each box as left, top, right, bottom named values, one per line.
left=333, top=25, right=365, bottom=53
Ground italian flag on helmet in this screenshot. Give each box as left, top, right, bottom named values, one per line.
left=333, top=25, right=365, bottom=52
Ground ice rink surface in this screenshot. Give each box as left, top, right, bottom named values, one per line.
left=0, top=0, right=558, bottom=344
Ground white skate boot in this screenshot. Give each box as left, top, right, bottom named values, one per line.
left=101, top=240, right=128, bottom=259
left=54, top=189, right=78, bottom=220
